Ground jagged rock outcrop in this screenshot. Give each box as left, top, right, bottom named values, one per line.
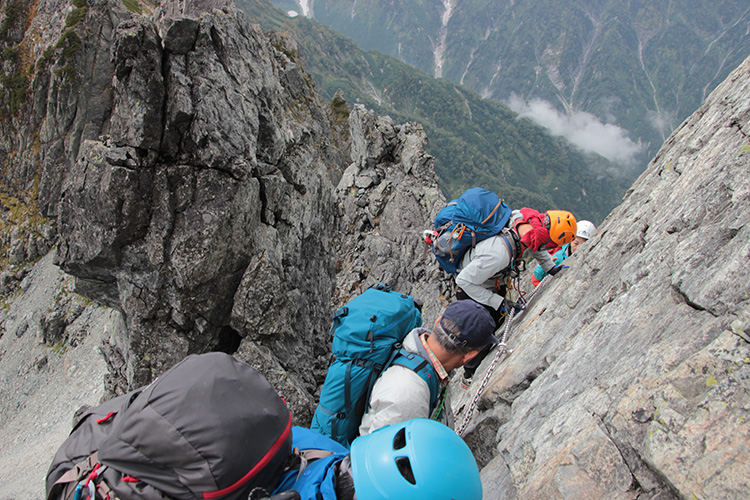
left=35, top=1, right=343, bottom=416
left=3, top=0, right=450, bottom=433
left=332, top=105, right=451, bottom=318
left=461, top=56, right=750, bottom=499
left=1, top=2, right=449, bottom=496
left=1, top=0, right=457, bottom=492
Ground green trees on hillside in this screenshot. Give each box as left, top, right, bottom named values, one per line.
left=238, top=0, right=632, bottom=223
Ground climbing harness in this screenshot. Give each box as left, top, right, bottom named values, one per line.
left=456, top=273, right=553, bottom=437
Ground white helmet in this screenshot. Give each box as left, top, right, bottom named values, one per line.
left=576, top=220, right=596, bottom=240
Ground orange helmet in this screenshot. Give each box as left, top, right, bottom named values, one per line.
left=546, top=210, right=577, bottom=245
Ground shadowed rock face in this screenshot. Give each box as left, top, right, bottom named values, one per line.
left=21, top=0, right=447, bottom=424
left=34, top=1, right=342, bottom=410
left=462, top=56, right=750, bottom=499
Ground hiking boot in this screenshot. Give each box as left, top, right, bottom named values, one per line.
left=460, top=376, right=473, bottom=389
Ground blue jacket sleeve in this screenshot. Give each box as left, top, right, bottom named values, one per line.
left=273, top=427, right=349, bottom=499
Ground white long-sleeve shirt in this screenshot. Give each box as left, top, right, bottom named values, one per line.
left=358, top=329, right=450, bottom=435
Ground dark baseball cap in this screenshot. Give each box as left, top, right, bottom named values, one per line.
left=438, top=300, right=498, bottom=349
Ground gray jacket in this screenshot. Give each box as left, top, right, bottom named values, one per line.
left=456, top=216, right=555, bottom=310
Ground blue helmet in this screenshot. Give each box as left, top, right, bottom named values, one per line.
left=349, top=418, right=482, bottom=500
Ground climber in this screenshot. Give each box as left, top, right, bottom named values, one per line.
left=531, top=220, right=596, bottom=286
left=358, top=300, right=497, bottom=435
left=455, top=208, right=577, bottom=322
left=47, top=352, right=481, bottom=500
left=456, top=208, right=577, bottom=388
left=273, top=418, right=482, bottom=500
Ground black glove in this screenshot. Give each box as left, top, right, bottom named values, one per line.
left=248, top=488, right=301, bottom=500
left=501, top=298, right=525, bottom=314
left=547, top=265, right=564, bottom=276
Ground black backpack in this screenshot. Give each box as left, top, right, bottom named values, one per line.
left=46, top=352, right=293, bottom=500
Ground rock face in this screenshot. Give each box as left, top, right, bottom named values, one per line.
left=463, top=56, right=750, bottom=499
left=41, top=1, right=343, bottom=414
left=1, top=2, right=449, bottom=496
left=3, top=0, right=450, bottom=427
left=0, top=0, right=748, bottom=499
left=333, top=105, right=451, bottom=319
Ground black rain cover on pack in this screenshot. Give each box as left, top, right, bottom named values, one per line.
left=46, top=352, right=293, bottom=500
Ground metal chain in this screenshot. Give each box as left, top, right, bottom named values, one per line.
left=456, top=273, right=553, bottom=436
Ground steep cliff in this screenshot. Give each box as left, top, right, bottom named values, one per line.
left=457, top=55, right=750, bottom=499
left=0, top=1, right=448, bottom=496
left=0, top=0, right=748, bottom=499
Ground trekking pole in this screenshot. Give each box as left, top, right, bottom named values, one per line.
left=456, top=274, right=553, bottom=437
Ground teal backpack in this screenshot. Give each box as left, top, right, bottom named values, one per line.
left=310, top=283, right=440, bottom=448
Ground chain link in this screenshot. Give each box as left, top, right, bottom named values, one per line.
left=456, top=273, right=552, bottom=436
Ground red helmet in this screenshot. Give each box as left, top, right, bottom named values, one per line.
left=546, top=210, right=577, bottom=245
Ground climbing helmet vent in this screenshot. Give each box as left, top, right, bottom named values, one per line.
left=393, top=427, right=416, bottom=484
left=396, top=457, right=416, bottom=485
left=393, top=427, right=407, bottom=450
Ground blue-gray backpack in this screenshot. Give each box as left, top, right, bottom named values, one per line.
left=309, top=283, right=440, bottom=448
left=431, top=187, right=513, bottom=275
left=45, top=353, right=293, bottom=500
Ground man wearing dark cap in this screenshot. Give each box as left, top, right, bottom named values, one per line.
left=358, top=300, right=497, bottom=435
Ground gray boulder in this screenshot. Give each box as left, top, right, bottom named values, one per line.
left=47, top=4, right=340, bottom=405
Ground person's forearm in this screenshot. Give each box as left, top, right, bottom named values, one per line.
left=531, top=248, right=555, bottom=272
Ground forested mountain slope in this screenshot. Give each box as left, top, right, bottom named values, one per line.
left=239, top=0, right=632, bottom=223
left=276, top=0, right=750, bottom=170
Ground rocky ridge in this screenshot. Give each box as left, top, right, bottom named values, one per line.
left=1, top=1, right=448, bottom=496
left=0, top=0, right=747, bottom=499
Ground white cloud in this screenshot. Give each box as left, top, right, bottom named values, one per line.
left=646, top=109, right=674, bottom=142
left=506, top=95, right=643, bottom=167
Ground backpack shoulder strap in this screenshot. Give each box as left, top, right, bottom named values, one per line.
left=47, top=452, right=119, bottom=500
left=298, top=448, right=336, bottom=461
left=47, top=452, right=98, bottom=500
left=388, top=335, right=442, bottom=411
left=282, top=447, right=338, bottom=486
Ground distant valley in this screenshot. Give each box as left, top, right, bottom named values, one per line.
left=273, top=0, right=750, bottom=171
left=240, top=0, right=637, bottom=223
